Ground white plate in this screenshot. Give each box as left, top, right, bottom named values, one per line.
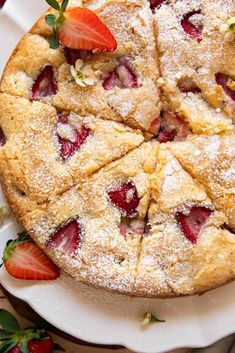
left=0, top=1, right=235, bottom=352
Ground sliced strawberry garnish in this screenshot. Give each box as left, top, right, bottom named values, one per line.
left=57, top=116, right=91, bottom=159
left=215, top=73, right=235, bottom=101
left=48, top=220, right=82, bottom=257
left=0, top=127, right=6, bottom=146
left=178, top=77, right=201, bottom=94
left=58, top=8, right=117, bottom=52
left=107, top=181, right=140, bottom=218
left=103, top=56, right=138, bottom=90
left=2, top=235, right=60, bottom=280
left=157, top=111, right=190, bottom=143
left=32, top=65, right=58, bottom=101
left=181, top=10, right=203, bottom=41
left=176, top=206, right=213, bottom=244
left=64, top=47, right=92, bottom=65
left=149, top=117, right=161, bottom=135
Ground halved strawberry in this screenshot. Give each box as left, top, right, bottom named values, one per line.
left=57, top=117, right=91, bottom=159
left=102, top=56, right=138, bottom=90
left=149, top=0, right=166, bottom=11
left=0, top=127, right=6, bottom=146
left=31, top=65, right=58, bottom=101
left=181, top=10, right=203, bottom=41
left=48, top=219, right=82, bottom=257
left=215, top=73, right=235, bottom=101
left=2, top=233, right=60, bottom=280
left=107, top=181, right=140, bottom=218
left=58, top=8, right=117, bottom=52
left=176, top=206, right=213, bottom=244
left=177, top=77, right=201, bottom=94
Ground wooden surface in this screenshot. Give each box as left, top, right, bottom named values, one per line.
left=0, top=285, right=189, bottom=353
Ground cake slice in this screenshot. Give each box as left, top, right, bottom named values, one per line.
left=21, top=142, right=157, bottom=294
left=153, top=0, right=234, bottom=134
left=169, top=135, right=235, bottom=232
left=1, top=0, right=161, bottom=133
left=135, top=146, right=235, bottom=296
left=0, top=93, right=144, bottom=213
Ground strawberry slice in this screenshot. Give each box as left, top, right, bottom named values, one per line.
left=178, top=77, right=201, bottom=94
left=32, top=65, right=58, bottom=101
left=181, top=10, right=203, bottom=41
left=107, top=181, right=140, bottom=218
left=48, top=220, right=82, bottom=257
left=176, top=206, right=213, bottom=244
left=215, top=73, right=235, bottom=101
left=0, top=127, right=6, bottom=146
left=157, top=111, right=190, bottom=143
left=58, top=8, right=117, bottom=52
left=2, top=233, right=60, bottom=280
left=103, top=56, right=138, bottom=90
left=57, top=117, right=91, bottom=159
left=149, top=0, right=166, bottom=11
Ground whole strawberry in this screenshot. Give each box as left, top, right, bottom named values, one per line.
left=0, top=309, right=59, bottom=353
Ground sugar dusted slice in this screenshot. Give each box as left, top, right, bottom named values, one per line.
left=135, top=147, right=235, bottom=296
left=21, top=143, right=158, bottom=294
left=154, top=1, right=234, bottom=134
left=170, top=135, right=235, bottom=233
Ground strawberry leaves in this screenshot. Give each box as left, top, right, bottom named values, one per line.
left=45, top=0, right=69, bottom=49
left=0, top=310, right=20, bottom=333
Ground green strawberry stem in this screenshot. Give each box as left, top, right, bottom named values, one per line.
left=45, top=0, right=69, bottom=48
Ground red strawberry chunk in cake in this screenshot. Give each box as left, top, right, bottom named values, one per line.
left=157, top=111, right=190, bottom=143
left=177, top=77, right=201, bottom=94
left=48, top=219, right=82, bottom=257
left=215, top=73, right=235, bottom=102
left=149, top=0, right=166, bottom=11
left=181, top=10, right=203, bottom=41
left=149, top=117, right=161, bottom=135
left=0, top=127, right=6, bottom=146
left=103, top=57, right=138, bottom=90
left=176, top=206, right=213, bottom=244
left=119, top=218, right=145, bottom=237
left=32, top=65, right=58, bottom=100
left=56, top=115, right=92, bottom=159
left=64, top=47, right=92, bottom=66
left=107, top=181, right=140, bottom=218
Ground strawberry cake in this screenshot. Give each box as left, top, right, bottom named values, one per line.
left=0, top=0, right=234, bottom=297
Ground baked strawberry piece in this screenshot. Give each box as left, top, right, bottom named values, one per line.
left=0, top=127, right=6, bottom=146
left=177, top=77, right=201, bottom=94
left=176, top=206, right=213, bottom=244
left=157, top=111, right=190, bottom=143
left=149, top=0, right=166, bottom=11
left=48, top=219, right=82, bottom=257
left=215, top=73, right=235, bottom=101
left=107, top=181, right=140, bottom=218
left=103, top=57, right=138, bottom=90
left=56, top=115, right=92, bottom=159
left=181, top=10, right=203, bottom=41
left=32, top=65, right=58, bottom=100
